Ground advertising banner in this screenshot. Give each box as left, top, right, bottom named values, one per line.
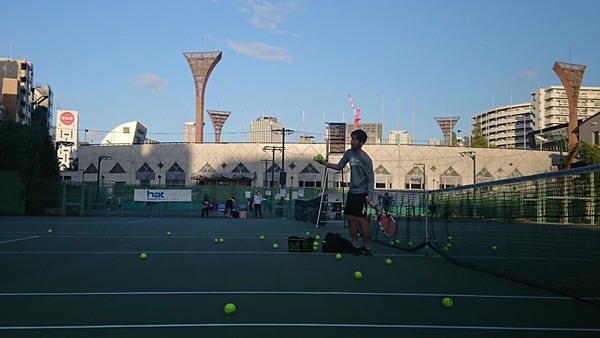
left=134, top=189, right=192, bottom=202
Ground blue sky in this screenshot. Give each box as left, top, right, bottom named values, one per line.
left=3, top=0, right=600, bottom=143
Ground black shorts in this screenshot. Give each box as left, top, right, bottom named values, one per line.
left=345, top=193, right=368, bottom=217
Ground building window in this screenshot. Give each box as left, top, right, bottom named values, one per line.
left=123, top=127, right=130, bottom=134
left=594, top=131, right=599, bottom=145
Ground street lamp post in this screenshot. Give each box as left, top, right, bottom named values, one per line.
left=96, top=155, right=112, bottom=204
left=413, top=162, right=429, bottom=252
left=260, top=160, right=270, bottom=187
left=262, top=146, right=282, bottom=213
left=458, top=151, right=477, bottom=216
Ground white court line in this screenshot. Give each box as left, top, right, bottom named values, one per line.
left=126, top=219, right=157, bottom=224
left=0, top=290, right=573, bottom=300
left=0, top=236, right=39, bottom=244
left=1, top=323, right=599, bottom=332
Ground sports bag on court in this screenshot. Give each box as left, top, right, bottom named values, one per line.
left=322, top=233, right=353, bottom=253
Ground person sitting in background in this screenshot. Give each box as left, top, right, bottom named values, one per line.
left=333, top=199, right=343, bottom=220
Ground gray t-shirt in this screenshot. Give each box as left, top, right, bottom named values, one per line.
left=327, top=148, right=374, bottom=198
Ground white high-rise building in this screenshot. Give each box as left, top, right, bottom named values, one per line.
left=388, top=130, right=412, bottom=145
left=472, top=103, right=533, bottom=149
left=250, top=116, right=283, bottom=143
left=531, top=86, right=600, bottom=132
left=472, top=86, right=600, bottom=149
left=183, top=122, right=196, bottom=143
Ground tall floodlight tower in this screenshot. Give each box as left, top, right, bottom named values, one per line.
left=434, top=116, right=460, bottom=145
left=183, top=51, right=222, bottom=143
left=553, top=61, right=586, bottom=146
left=206, top=109, right=231, bottom=143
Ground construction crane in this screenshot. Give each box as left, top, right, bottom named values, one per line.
left=348, top=94, right=361, bottom=128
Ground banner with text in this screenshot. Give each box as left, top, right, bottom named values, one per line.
left=134, top=189, right=192, bottom=202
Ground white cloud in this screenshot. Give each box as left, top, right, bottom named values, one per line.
left=134, top=73, right=166, bottom=94
left=239, top=0, right=299, bottom=31
left=519, top=70, right=537, bottom=79
left=228, top=40, right=292, bottom=62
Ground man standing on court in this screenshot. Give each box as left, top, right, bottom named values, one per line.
left=316, top=129, right=374, bottom=255
left=253, top=190, right=263, bottom=218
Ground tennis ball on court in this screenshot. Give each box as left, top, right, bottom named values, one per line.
left=408, top=241, right=413, bottom=246
left=214, top=238, right=219, bottom=243
left=140, top=253, right=148, bottom=259
left=354, top=271, right=363, bottom=279
left=385, top=258, right=392, bottom=265
left=273, top=243, right=279, bottom=249
left=442, top=297, right=454, bottom=308
left=166, top=231, right=172, bottom=236
left=313, top=245, right=319, bottom=251
left=389, top=241, right=395, bottom=246
left=47, top=229, right=53, bottom=233
left=219, top=238, right=224, bottom=243
left=491, top=245, right=497, bottom=251
left=448, top=236, right=452, bottom=240
left=443, top=246, right=449, bottom=251
left=446, top=243, right=452, bottom=248
left=224, top=303, right=236, bottom=315
left=394, top=239, right=400, bottom=244
left=315, top=235, right=320, bottom=240
left=260, top=235, right=265, bottom=240
left=305, top=231, right=310, bottom=235
left=335, top=253, right=342, bottom=260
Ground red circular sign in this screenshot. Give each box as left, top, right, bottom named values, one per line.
left=60, top=112, right=75, bottom=126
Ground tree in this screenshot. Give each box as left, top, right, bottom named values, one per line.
left=470, top=116, right=493, bottom=148
left=578, top=141, right=600, bottom=166
left=0, top=121, right=60, bottom=214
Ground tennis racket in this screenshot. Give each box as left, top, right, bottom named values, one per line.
left=371, top=204, right=396, bottom=237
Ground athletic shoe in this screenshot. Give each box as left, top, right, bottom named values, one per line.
left=351, top=246, right=363, bottom=255
left=359, top=246, right=373, bottom=255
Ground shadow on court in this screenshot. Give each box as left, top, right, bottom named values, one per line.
left=1, top=215, right=599, bottom=338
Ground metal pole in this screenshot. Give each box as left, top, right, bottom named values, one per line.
left=96, top=157, right=101, bottom=204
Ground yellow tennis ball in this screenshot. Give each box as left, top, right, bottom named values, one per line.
left=354, top=271, right=363, bottom=279
left=315, top=235, right=320, bottom=240
left=491, top=245, right=497, bottom=251
left=47, top=229, right=53, bottom=233
left=219, top=238, right=224, bottom=243
left=214, top=238, right=219, bottom=243
left=260, top=235, right=265, bottom=240
left=224, top=303, right=236, bottom=315
left=385, top=258, right=392, bottom=265
left=140, top=253, right=147, bottom=259
left=442, top=297, right=454, bottom=308
left=408, top=241, right=413, bottom=246
left=305, top=231, right=310, bottom=235
left=273, top=243, right=279, bottom=249
left=335, top=253, right=342, bottom=260
left=447, top=236, right=452, bottom=240
left=166, top=231, right=172, bottom=236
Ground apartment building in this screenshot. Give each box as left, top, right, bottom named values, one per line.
left=0, top=58, right=34, bottom=125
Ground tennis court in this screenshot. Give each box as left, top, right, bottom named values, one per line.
left=1, top=215, right=599, bottom=338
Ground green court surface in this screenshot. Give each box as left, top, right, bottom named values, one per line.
left=1, top=216, right=599, bottom=338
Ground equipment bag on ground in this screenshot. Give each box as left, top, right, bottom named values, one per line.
left=322, top=233, right=354, bottom=253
